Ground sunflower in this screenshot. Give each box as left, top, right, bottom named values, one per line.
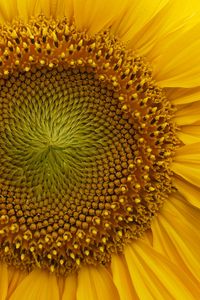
left=0, top=0, right=200, bottom=299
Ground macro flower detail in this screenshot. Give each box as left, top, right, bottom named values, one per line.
left=0, top=16, right=178, bottom=275
left=0, top=0, right=200, bottom=299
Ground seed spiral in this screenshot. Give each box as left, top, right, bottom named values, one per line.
left=0, top=16, right=178, bottom=275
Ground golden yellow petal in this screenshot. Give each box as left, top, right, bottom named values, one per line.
left=173, top=101, right=200, bottom=125
left=177, top=126, right=200, bottom=145
left=37, top=0, right=51, bottom=17
left=61, top=273, right=77, bottom=300
left=153, top=21, right=200, bottom=87
left=180, top=125, right=200, bottom=140
left=111, top=254, right=138, bottom=300
left=172, top=162, right=200, bottom=187
left=152, top=194, right=200, bottom=283
left=140, top=228, right=153, bottom=245
left=15, top=0, right=74, bottom=21
left=9, top=270, right=59, bottom=300
left=172, top=143, right=200, bottom=187
left=166, top=87, right=200, bottom=105
left=39, top=0, right=66, bottom=18
left=73, top=0, right=128, bottom=34
left=177, top=125, right=200, bottom=145
left=0, top=263, right=8, bottom=300
left=146, top=0, right=200, bottom=60
left=151, top=218, right=183, bottom=263
left=173, top=176, right=200, bottom=209
left=127, top=0, right=174, bottom=56
left=126, top=0, right=200, bottom=57
left=173, top=142, right=200, bottom=163
left=52, top=0, right=74, bottom=19
left=57, top=276, right=65, bottom=300
left=111, top=0, right=168, bottom=44
left=77, top=265, right=120, bottom=300
left=39, top=0, right=62, bottom=18
left=7, top=268, right=27, bottom=299
left=0, top=0, right=18, bottom=22
left=177, top=131, right=200, bottom=146
left=16, top=0, right=41, bottom=21
left=125, top=240, right=200, bottom=299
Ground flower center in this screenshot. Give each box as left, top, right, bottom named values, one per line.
left=0, top=16, right=177, bottom=275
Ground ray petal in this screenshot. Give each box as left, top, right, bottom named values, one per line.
left=0, top=263, right=8, bottom=300
left=153, top=22, right=200, bottom=88
left=173, top=176, right=200, bottom=209
left=16, top=0, right=41, bottom=21
left=171, top=143, right=200, bottom=187
left=62, top=273, right=77, bottom=300
left=73, top=0, right=129, bottom=34
left=111, top=254, right=138, bottom=300
left=152, top=194, right=200, bottom=283
left=0, top=0, right=18, bottom=22
left=173, top=101, right=200, bottom=126
left=7, top=268, right=27, bottom=299
left=177, top=125, right=200, bottom=145
left=125, top=240, right=200, bottom=299
left=77, top=265, right=120, bottom=300
left=111, top=0, right=168, bottom=43
left=166, top=87, right=200, bottom=105
left=9, top=270, right=59, bottom=300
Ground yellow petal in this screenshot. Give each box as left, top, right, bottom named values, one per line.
left=77, top=265, right=120, bottom=300
left=38, top=0, right=51, bottom=17
left=177, top=126, right=200, bottom=145
left=9, top=270, right=59, bottom=300
left=57, top=276, right=65, bottom=300
left=125, top=240, right=200, bottom=299
left=0, top=263, right=8, bottom=300
left=17, top=0, right=74, bottom=20
left=167, top=87, right=200, bottom=105
left=172, top=161, right=200, bottom=187
left=16, top=0, right=41, bottom=21
left=173, top=176, right=200, bottom=208
left=111, top=254, right=138, bottom=300
left=154, top=21, right=200, bottom=87
left=0, top=0, right=18, bottom=22
left=62, top=273, right=77, bottom=300
left=111, top=0, right=168, bottom=44
left=146, top=0, right=200, bottom=61
left=7, top=268, right=27, bottom=299
left=151, top=218, right=183, bottom=265
left=52, top=0, right=74, bottom=19
left=173, top=142, right=200, bottom=163
left=152, top=194, right=200, bottom=283
left=172, top=143, right=200, bottom=187
left=40, top=0, right=74, bottom=19
left=126, top=0, right=200, bottom=57
left=180, top=125, right=200, bottom=140
left=73, top=0, right=128, bottom=34
left=173, top=101, right=200, bottom=125
left=178, top=131, right=200, bottom=145
left=141, top=228, right=153, bottom=245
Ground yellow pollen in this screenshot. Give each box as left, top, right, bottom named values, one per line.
left=84, top=250, right=90, bottom=256
left=135, top=198, right=141, bottom=204
left=15, top=243, right=21, bottom=249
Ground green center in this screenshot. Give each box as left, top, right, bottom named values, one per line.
left=1, top=68, right=113, bottom=197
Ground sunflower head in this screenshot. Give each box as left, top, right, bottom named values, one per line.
left=0, top=1, right=200, bottom=300
left=0, top=11, right=179, bottom=276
